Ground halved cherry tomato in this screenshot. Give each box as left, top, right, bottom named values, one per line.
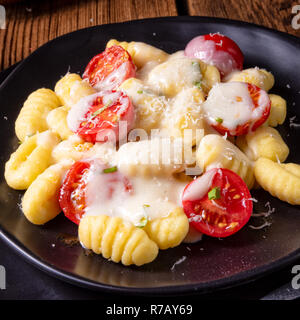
left=182, top=168, right=253, bottom=238
left=184, top=33, right=244, bottom=78
left=59, top=161, right=90, bottom=224
left=67, top=90, right=135, bottom=143
left=202, top=82, right=271, bottom=136
left=83, top=45, right=136, bottom=90
left=59, top=159, right=132, bottom=225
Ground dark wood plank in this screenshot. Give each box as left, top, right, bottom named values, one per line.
left=187, top=0, right=300, bottom=37
left=0, top=0, right=177, bottom=71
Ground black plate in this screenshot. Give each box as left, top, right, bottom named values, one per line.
left=1, top=17, right=300, bottom=296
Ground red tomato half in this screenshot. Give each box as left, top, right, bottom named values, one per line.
left=59, top=159, right=132, bottom=225
left=202, top=82, right=271, bottom=136
left=184, top=33, right=244, bottom=78
left=59, top=161, right=90, bottom=224
left=182, top=168, right=253, bottom=238
left=67, top=90, right=135, bottom=143
left=83, top=45, right=136, bottom=90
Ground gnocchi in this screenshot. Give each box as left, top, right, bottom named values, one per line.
left=15, top=88, right=61, bottom=142
left=5, top=131, right=60, bottom=189
left=236, top=127, right=289, bottom=162
left=79, top=215, right=159, bottom=266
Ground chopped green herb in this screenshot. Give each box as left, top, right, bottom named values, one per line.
left=208, top=187, right=221, bottom=200
left=103, top=166, right=118, bottom=174
left=91, top=99, right=112, bottom=118
left=136, top=216, right=148, bottom=228
left=143, top=204, right=150, bottom=208
left=215, top=117, right=223, bottom=124
left=137, top=90, right=143, bottom=94
left=194, top=81, right=201, bottom=89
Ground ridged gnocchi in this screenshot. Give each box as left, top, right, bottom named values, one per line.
left=22, top=161, right=73, bottom=225
left=146, top=56, right=203, bottom=97
left=79, top=215, right=159, bottom=266
left=196, top=134, right=255, bottom=189
left=236, top=127, right=289, bottom=162
left=5, top=131, right=60, bottom=190
left=162, top=87, right=205, bottom=145
left=15, top=88, right=61, bottom=142
left=265, top=94, right=287, bottom=127
left=46, top=105, right=73, bottom=140
left=254, top=158, right=300, bottom=205
left=106, top=39, right=169, bottom=68
left=119, top=78, right=167, bottom=132
left=144, top=207, right=189, bottom=250
left=116, top=139, right=189, bottom=177
left=226, top=67, right=274, bottom=91
left=54, top=73, right=96, bottom=108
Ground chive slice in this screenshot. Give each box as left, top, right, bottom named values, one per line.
left=194, top=81, right=201, bottom=89
left=103, top=166, right=118, bottom=174
left=143, top=204, right=150, bottom=208
left=208, top=187, right=221, bottom=200
left=91, top=99, right=112, bottom=118
left=137, top=90, right=143, bottom=94
left=136, top=216, right=148, bottom=228
left=215, top=117, right=223, bottom=124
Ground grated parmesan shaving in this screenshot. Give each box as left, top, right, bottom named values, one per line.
left=171, top=256, right=187, bottom=271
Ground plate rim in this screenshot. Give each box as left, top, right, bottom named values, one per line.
left=1, top=16, right=300, bottom=295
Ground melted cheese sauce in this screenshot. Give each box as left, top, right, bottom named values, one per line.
left=83, top=159, right=187, bottom=226
left=202, top=82, right=267, bottom=134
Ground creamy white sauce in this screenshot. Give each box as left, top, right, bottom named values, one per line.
left=83, top=159, right=187, bottom=226
left=146, top=56, right=202, bottom=96
left=182, top=169, right=216, bottom=202
left=202, top=82, right=266, bottom=134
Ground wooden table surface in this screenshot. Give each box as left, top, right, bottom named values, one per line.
left=0, top=0, right=299, bottom=71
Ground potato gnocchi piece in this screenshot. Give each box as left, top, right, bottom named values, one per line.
left=46, top=106, right=73, bottom=140
left=161, top=87, right=205, bottom=145
left=254, top=158, right=300, bottom=205
left=119, top=78, right=167, bottom=132
left=52, top=135, right=94, bottom=163
left=265, top=94, right=287, bottom=127
left=165, top=50, right=220, bottom=93
left=22, top=160, right=73, bottom=225
left=196, top=134, right=255, bottom=189
left=79, top=215, right=159, bottom=266
left=280, top=163, right=300, bottom=178
left=144, top=207, right=189, bottom=250
left=15, top=88, right=61, bottom=142
left=116, top=139, right=191, bottom=177
left=106, top=39, right=169, bottom=69
left=226, top=67, right=274, bottom=91
left=197, top=60, right=221, bottom=93
left=146, top=56, right=204, bottom=97
left=54, top=73, right=96, bottom=108
left=5, top=131, right=60, bottom=190
left=236, top=127, right=289, bottom=162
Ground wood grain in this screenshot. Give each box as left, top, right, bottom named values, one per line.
left=0, top=0, right=177, bottom=70
left=187, top=0, right=300, bottom=37
left=0, top=0, right=299, bottom=72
